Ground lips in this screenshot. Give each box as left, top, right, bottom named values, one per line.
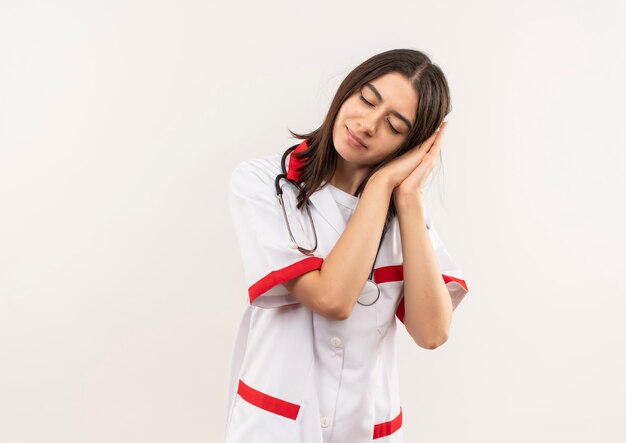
left=346, top=126, right=366, bottom=148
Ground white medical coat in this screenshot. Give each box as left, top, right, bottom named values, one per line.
left=225, top=139, right=469, bottom=442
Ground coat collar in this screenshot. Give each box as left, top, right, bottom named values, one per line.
left=286, top=139, right=348, bottom=236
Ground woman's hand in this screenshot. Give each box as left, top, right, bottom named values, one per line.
left=372, top=121, right=447, bottom=192
left=393, top=121, right=447, bottom=199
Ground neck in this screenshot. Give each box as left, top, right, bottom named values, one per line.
left=329, top=157, right=372, bottom=195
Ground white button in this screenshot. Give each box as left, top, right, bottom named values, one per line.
left=320, top=416, right=330, bottom=428
left=330, top=337, right=342, bottom=348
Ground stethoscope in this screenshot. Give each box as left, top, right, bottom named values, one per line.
left=274, top=144, right=386, bottom=306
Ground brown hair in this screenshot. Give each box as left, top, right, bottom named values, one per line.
left=287, top=48, right=452, bottom=232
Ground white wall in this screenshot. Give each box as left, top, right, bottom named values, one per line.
left=1, top=0, right=624, bottom=441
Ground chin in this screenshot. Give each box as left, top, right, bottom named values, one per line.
left=338, top=144, right=362, bottom=166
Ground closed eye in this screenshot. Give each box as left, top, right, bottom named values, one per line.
left=359, top=95, right=401, bottom=135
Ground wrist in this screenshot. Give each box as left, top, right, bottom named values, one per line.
left=393, top=190, right=423, bottom=210
left=368, top=171, right=395, bottom=196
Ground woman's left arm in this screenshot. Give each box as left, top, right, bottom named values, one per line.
left=392, top=120, right=451, bottom=349
left=394, top=192, right=452, bottom=349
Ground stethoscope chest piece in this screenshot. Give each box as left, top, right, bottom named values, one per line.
left=357, top=280, right=380, bottom=306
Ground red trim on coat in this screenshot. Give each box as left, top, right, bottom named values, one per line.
left=248, top=256, right=324, bottom=303
left=373, top=407, right=403, bottom=439
left=374, top=265, right=404, bottom=283
left=443, top=273, right=469, bottom=291
left=286, top=138, right=310, bottom=181
left=373, top=265, right=468, bottom=324
left=396, top=298, right=406, bottom=324
left=237, top=379, right=301, bottom=420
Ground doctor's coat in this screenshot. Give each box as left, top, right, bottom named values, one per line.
left=225, top=139, right=469, bottom=442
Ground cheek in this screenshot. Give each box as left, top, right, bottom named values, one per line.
left=374, top=142, right=401, bottom=161
left=339, top=99, right=359, bottom=118
left=333, top=109, right=344, bottom=129
left=332, top=118, right=342, bottom=139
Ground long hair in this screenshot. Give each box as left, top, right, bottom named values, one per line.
left=287, top=48, right=452, bottom=232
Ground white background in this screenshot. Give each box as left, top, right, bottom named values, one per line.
left=1, top=0, right=625, bottom=442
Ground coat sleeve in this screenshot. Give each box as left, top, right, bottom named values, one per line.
left=424, top=208, right=469, bottom=311
left=228, top=160, right=325, bottom=308
left=395, top=203, right=469, bottom=323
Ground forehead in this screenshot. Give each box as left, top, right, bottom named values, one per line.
left=365, top=72, right=418, bottom=121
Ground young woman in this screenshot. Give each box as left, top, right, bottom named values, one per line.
left=225, top=48, right=469, bottom=443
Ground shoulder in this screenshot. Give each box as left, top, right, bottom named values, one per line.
left=229, top=153, right=282, bottom=194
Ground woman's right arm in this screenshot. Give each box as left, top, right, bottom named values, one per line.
left=283, top=172, right=395, bottom=320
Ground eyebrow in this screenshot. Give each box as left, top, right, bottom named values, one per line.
left=364, top=83, right=414, bottom=130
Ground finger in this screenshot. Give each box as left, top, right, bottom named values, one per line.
left=427, top=143, right=441, bottom=160
left=413, top=125, right=441, bottom=151
left=408, top=123, right=446, bottom=164
left=433, top=120, right=446, bottom=135
left=434, top=121, right=447, bottom=141
left=425, top=122, right=447, bottom=150
left=430, top=122, right=447, bottom=151
left=424, top=142, right=441, bottom=164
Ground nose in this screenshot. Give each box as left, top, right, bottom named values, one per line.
left=359, top=111, right=378, bottom=136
